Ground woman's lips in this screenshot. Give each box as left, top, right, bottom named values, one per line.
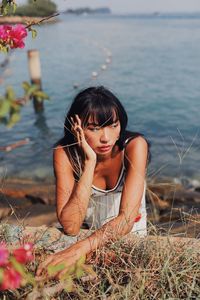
left=98, top=145, right=112, bottom=152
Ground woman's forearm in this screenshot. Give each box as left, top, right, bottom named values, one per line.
left=60, top=159, right=96, bottom=235
left=78, top=214, right=134, bottom=255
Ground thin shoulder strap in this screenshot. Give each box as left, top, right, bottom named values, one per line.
left=124, top=136, right=134, bottom=146
left=123, top=135, right=140, bottom=169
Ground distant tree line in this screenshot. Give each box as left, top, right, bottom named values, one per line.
left=15, top=0, right=57, bottom=17
left=64, top=7, right=111, bottom=15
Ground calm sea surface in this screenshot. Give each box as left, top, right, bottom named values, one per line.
left=0, top=14, right=200, bottom=182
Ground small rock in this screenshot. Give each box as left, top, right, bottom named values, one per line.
left=195, top=186, right=200, bottom=193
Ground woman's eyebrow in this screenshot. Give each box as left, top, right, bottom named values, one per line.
left=87, top=119, right=119, bottom=126
left=87, top=122, right=99, bottom=126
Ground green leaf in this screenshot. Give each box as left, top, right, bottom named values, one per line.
left=10, top=257, right=26, bottom=276
left=47, top=263, right=65, bottom=276
left=0, top=99, right=10, bottom=117
left=6, top=86, right=15, bottom=101
left=13, top=3, right=17, bottom=13
left=0, top=44, right=9, bottom=53
left=76, top=255, right=86, bottom=268
left=22, top=81, right=31, bottom=92
left=7, top=112, right=21, bottom=128
left=0, top=0, right=12, bottom=16
left=10, top=257, right=35, bottom=286
left=3, top=3, right=13, bottom=15
left=34, top=91, right=49, bottom=100
left=31, top=29, right=37, bottom=39
left=26, top=84, right=39, bottom=97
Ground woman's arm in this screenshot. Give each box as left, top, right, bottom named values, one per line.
left=55, top=115, right=97, bottom=236
left=55, top=147, right=96, bottom=236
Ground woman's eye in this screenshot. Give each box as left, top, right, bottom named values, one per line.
left=111, top=123, right=119, bottom=128
left=89, top=127, right=99, bottom=132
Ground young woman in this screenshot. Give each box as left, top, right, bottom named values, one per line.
left=37, top=86, right=149, bottom=276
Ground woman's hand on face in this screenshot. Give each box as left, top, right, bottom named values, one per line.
left=36, top=245, right=84, bottom=280
left=71, top=114, right=96, bottom=163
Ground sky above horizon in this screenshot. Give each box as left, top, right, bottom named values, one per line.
left=18, top=0, right=200, bottom=14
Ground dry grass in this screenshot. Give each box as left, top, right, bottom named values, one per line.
left=0, top=232, right=199, bottom=300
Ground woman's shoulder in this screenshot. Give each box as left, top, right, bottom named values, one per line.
left=122, top=131, right=151, bottom=163
left=124, top=135, right=148, bottom=155
left=53, top=145, right=72, bottom=171
left=53, top=145, right=67, bottom=158
left=123, top=133, right=149, bottom=168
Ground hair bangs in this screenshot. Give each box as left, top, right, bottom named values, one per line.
left=81, top=102, right=119, bottom=128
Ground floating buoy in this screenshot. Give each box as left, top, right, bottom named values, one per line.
left=101, top=64, right=107, bottom=70
left=92, top=71, right=98, bottom=78
left=106, top=58, right=111, bottom=64
left=73, top=83, right=79, bottom=89
left=3, top=68, right=12, bottom=76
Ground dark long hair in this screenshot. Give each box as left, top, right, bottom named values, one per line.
left=56, top=86, right=150, bottom=180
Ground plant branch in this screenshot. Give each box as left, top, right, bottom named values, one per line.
left=25, top=12, right=59, bottom=29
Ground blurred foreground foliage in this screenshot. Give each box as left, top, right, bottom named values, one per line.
left=1, top=0, right=57, bottom=17
left=0, top=83, right=49, bottom=128
left=0, top=1, right=57, bottom=127
left=0, top=0, right=17, bottom=15
left=0, top=236, right=199, bottom=299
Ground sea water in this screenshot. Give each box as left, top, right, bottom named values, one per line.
left=0, top=13, right=200, bottom=182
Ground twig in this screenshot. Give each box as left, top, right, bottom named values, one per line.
left=0, top=138, right=30, bottom=152
left=25, top=12, right=60, bottom=29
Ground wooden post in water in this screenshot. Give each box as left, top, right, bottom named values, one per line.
left=27, top=49, right=43, bottom=113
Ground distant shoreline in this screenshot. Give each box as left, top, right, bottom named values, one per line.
left=1, top=13, right=200, bottom=25
left=63, top=7, right=111, bottom=15
left=0, top=15, right=59, bottom=25
left=109, top=12, right=200, bottom=19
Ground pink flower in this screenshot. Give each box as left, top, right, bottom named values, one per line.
left=0, top=24, right=27, bottom=49
left=9, top=24, right=27, bottom=49
left=13, top=243, right=33, bottom=264
left=0, top=242, right=9, bottom=267
left=0, top=267, right=21, bottom=290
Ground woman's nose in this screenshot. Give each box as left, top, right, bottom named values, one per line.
left=100, top=128, right=109, bottom=143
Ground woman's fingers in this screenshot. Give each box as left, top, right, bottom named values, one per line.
left=70, top=115, right=85, bottom=146
left=37, top=257, right=72, bottom=280
left=36, top=255, right=55, bottom=276
left=70, top=116, right=80, bottom=144
left=75, top=114, right=82, bottom=126
left=37, top=258, right=65, bottom=279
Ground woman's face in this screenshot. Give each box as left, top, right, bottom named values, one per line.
left=83, top=114, right=121, bottom=155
